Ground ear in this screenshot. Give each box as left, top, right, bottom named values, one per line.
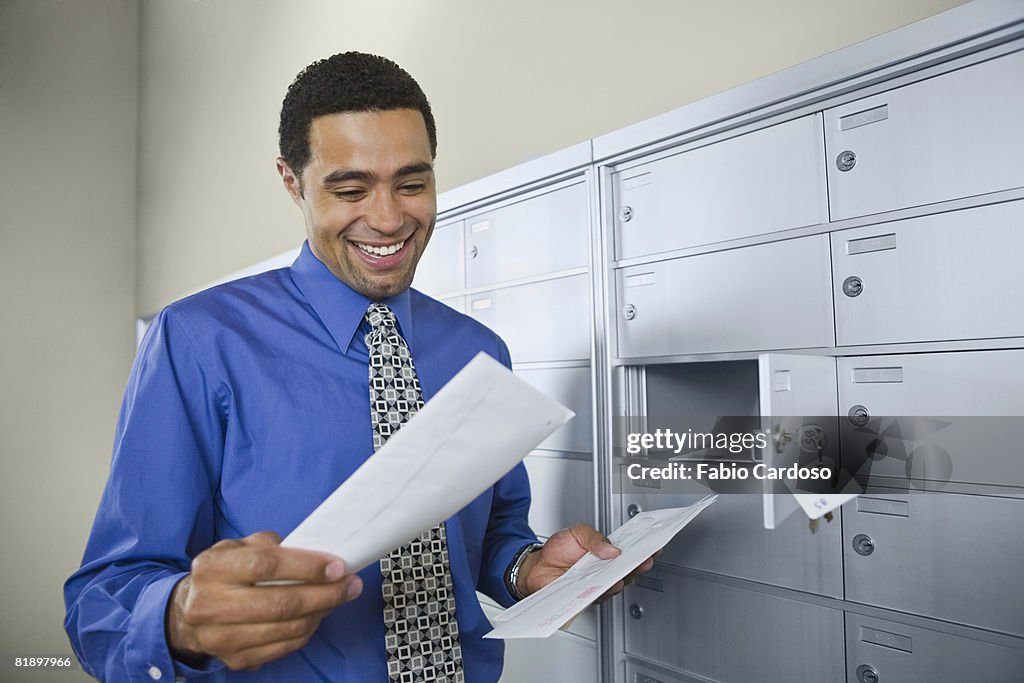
left=276, top=157, right=304, bottom=206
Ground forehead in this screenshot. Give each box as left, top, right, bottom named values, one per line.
left=306, top=109, right=432, bottom=175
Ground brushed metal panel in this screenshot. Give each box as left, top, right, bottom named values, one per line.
left=466, top=182, right=589, bottom=288
left=826, top=49, right=1024, bottom=220
left=845, top=613, right=1024, bottom=683
left=844, top=492, right=1024, bottom=636
left=626, top=660, right=707, bottom=683
left=837, top=351, right=1024, bottom=491
left=413, top=219, right=463, bottom=295
left=620, top=491, right=843, bottom=597
left=758, top=354, right=841, bottom=530
left=624, top=570, right=844, bottom=680
left=498, top=633, right=597, bottom=683
left=440, top=295, right=465, bottom=315
left=479, top=602, right=598, bottom=681
left=515, top=366, right=593, bottom=453
left=524, top=454, right=595, bottom=537
left=614, top=115, right=827, bottom=260
left=833, top=200, right=1024, bottom=346
left=616, top=235, right=834, bottom=358
left=469, top=274, right=591, bottom=363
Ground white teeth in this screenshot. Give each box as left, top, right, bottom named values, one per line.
left=356, top=240, right=405, bottom=257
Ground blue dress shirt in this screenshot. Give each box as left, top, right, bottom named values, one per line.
left=64, top=241, right=539, bottom=682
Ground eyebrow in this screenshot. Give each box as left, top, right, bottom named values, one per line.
left=320, top=162, right=433, bottom=187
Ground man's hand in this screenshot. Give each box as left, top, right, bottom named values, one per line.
left=516, top=524, right=657, bottom=601
left=167, top=532, right=362, bottom=671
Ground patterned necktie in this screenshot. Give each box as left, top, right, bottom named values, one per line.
left=365, top=303, right=465, bottom=683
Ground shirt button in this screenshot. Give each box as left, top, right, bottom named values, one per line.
left=148, top=666, right=163, bottom=680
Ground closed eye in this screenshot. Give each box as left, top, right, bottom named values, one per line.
left=333, top=189, right=367, bottom=201
left=398, top=182, right=427, bottom=195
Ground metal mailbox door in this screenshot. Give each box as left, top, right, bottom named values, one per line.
left=616, top=235, right=834, bottom=359
left=614, top=114, right=827, bottom=260
left=832, top=200, right=1024, bottom=346
left=469, top=274, right=591, bottom=363
left=837, top=351, right=1024, bottom=492
left=515, top=365, right=593, bottom=453
left=624, top=569, right=845, bottom=681
left=523, top=453, right=595, bottom=537
left=845, top=613, right=1024, bottom=683
left=759, top=353, right=841, bottom=530
left=413, top=218, right=463, bottom=296
left=825, top=49, right=1024, bottom=221
left=465, top=181, right=589, bottom=288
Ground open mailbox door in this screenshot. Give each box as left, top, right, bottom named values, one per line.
left=758, top=353, right=847, bottom=529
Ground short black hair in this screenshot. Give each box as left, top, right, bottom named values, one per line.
left=278, top=52, right=437, bottom=174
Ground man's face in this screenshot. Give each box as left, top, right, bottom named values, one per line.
left=278, top=108, right=436, bottom=300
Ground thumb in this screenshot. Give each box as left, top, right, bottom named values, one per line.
left=585, top=532, right=621, bottom=561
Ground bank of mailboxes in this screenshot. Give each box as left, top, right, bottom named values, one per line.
left=610, top=46, right=1024, bottom=683
left=414, top=42, right=1024, bottom=683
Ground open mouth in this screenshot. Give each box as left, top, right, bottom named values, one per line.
left=353, top=239, right=406, bottom=258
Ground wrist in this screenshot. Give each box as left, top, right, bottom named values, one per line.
left=505, top=543, right=543, bottom=601
left=166, top=575, right=207, bottom=666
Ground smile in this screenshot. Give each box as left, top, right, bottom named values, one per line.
left=353, top=239, right=406, bottom=257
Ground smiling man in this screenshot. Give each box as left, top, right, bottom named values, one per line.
left=281, top=107, right=437, bottom=300
left=65, top=53, right=650, bottom=682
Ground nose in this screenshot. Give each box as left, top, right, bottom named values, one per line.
left=364, top=189, right=404, bottom=235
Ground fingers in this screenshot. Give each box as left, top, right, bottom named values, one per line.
left=193, top=534, right=348, bottom=585
left=222, top=634, right=316, bottom=671
left=195, top=611, right=327, bottom=656
left=573, top=525, right=620, bottom=560
left=185, top=574, right=362, bottom=625
left=594, top=554, right=658, bottom=604
left=542, top=524, right=621, bottom=567
left=169, top=531, right=364, bottom=669
left=630, top=556, right=655, bottom=576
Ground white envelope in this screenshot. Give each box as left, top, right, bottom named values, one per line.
left=279, top=352, right=575, bottom=573
left=486, top=495, right=718, bottom=639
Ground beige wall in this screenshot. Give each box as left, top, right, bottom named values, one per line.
left=136, top=0, right=967, bottom=314
left=0, top=1, right=138, bottom=680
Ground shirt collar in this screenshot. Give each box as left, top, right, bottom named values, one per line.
left=289, top=240, right=415, bottom=355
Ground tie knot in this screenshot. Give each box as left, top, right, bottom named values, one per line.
left=365, top=302, right=397, bottom=330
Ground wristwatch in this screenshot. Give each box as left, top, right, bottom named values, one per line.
left=505, top=542, right=543, bottom=601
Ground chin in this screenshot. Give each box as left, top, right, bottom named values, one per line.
left=360, top=276, right=414, bottom=301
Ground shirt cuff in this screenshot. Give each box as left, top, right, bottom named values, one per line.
left=124, top=572, right=225, bottom=682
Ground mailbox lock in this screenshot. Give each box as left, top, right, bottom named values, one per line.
left=623, top=304, right=638, bottom=321
left=853, top=533, right=875, bottom=556
left=843, top=276, right=864, bottom=297
left=773, top=427, right=793, bottom=451
left=856, top=664, right=879, bottom=683
left=620, top=205, right=634, bottom=222
left=470, top=245, right=479, bottom=259
left=848, top=405, right=870, bottom=427
left=837, top=150, right=857, bottom=172
left=629, top=603, right=644, bottom=619
left=627, top=503, right=642, bottom=518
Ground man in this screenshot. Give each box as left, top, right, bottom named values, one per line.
left=65, top=52, right=651, bottom=682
